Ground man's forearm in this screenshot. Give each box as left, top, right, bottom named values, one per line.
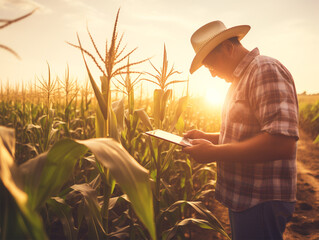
left=213, top=132, right=297, bottom=163
left=205, top=132, right=220, bottom=144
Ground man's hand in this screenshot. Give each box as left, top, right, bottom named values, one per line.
left=183, top=139, right=216, bottom=163
left=184, top=129, right=220, bottom=144
left=183, top=129, right=206, bottom=139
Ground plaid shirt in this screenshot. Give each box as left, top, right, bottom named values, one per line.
left=215, top=48, right=299, bottom=212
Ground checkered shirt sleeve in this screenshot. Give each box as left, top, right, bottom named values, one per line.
left=249, top=60, right=299, bottom=139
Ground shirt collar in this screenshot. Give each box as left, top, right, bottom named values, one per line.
left=232, top=48, right=260, bottom=78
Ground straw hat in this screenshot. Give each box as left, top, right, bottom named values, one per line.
left=190, top=21, right=250, bottom=74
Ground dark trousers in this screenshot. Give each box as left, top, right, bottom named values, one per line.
left=228, top=201, right=295, bottom=240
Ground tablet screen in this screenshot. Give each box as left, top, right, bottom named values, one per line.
left=145, top=129, right=192, bottom=147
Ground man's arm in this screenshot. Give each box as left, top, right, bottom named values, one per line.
left=205, top=133, right=220, bottom=144
left=183, top=132, right=296, bottom=164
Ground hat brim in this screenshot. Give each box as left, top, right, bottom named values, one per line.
left=189, top=25, right=251, bottom=74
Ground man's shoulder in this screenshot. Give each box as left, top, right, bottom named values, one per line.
left=253, top=54, right=282, bottom=68
left=250, top=54, right=292, bottom=79
left=241, top=54, right=281, bottom=79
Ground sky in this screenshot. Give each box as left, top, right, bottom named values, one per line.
left=0, top=0, right=318, bottom=104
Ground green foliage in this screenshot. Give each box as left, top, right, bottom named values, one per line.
left=46, top=197, right=77, bottom=239
left=20, top=139, right=88, bottom=210
left=1, top=126, right=157, bottom=239
left=160, top=201, right=230, bottom=240
left=299, top=99, right=319, bottom=143
left=0, top=90, right=228, bottom=239
left=0, top=127, right=48, bottom=240
left=77, top=137, right=156, bottom=239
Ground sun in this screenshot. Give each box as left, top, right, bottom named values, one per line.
left=205, top=88, right=225, bottom=107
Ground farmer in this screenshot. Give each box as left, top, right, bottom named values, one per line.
left=183, top=21, right=299, bottom=240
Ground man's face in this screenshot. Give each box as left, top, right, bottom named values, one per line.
left=202, top=42, right=233, bottom=82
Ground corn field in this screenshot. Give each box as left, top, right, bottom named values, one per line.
left=298, top=93, right=319, bottom=143
left=0, top=9, right=228, bottom=240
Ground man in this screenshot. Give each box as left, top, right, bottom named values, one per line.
left=183, top=21, right=299, bottom=240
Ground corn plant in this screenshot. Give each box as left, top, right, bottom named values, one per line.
left=111, top=58, right=148, bottom=157
left=68, top=8, right=147, bottom=138
left=142, top=44, right=186, bottom=129
left=57, top=65, right=81, bottom=137
left=36, top=63, right=58, bottom=114
left=114, top=57, right=142, bottom=115
left=129, top=44, right=187, bottom=238
left=299, top=99, right=319, bottom=143
left=68, top=8, right=156, bottom=238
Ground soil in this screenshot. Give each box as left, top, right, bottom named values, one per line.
left=208, top=130, right=319, bottom=240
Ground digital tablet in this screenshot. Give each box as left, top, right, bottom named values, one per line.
left=145, top=129, right=192, bottom=147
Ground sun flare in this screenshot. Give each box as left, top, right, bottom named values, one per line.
left=205, top=88, right=225, bottom=107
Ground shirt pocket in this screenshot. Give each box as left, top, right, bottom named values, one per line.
left=228, top=94, right=252, bottom=124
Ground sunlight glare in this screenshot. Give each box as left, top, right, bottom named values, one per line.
left=205, top=88, right=225, bottom=107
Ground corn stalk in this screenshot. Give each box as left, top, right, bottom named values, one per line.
left=68, top=8, right=147, bottom=137
left=139, top=44, right=190, bottom=239
left=68, top=8, right=150, bottom=237
left=36, top=63, right=58, bottom=114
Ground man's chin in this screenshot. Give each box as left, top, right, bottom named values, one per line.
left=216, top=74, right=231, bottom=82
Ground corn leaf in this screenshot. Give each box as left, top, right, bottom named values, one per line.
left=112, top=98, right=125, bottom=132
left=0, top=126, right=47, bottom=240
left=47, top=197, right=77, bottom=240
left=20, top=139, right=88, bottom=210
left=159, top=200, right=229, bottom=239
left=169, top=96, right=188, bottom=132
left=160, top=89, right=172, bottom=122
left=161, top=144, right=177, bottom=173
left=76, top=138, right=156, bottom=240
left=109, top=105, right=120, bottom=141
left=76, top=34, right=108, bottom=120
left=19, top=136, right=156, bottom=239
left=163, top=218, right=225, bottom=240
left=193, top=166, right=216, bottom=180
left=135, top=109, right=153, bottom=130
left=175, top=117, right=185, bottom=134
left=0, top=44, right=21, bottom=59
left=0, top=8, right=37, bottom=30
left=109, top=98, right=125, bottom=142
left=70, top=184, right=106, bottom=239
left=108, top=194, right=130, bottom=211
left=95, top=105, right=107, bottom=138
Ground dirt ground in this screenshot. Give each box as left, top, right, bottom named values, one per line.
left=208, top=129, right=319, bottom=240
